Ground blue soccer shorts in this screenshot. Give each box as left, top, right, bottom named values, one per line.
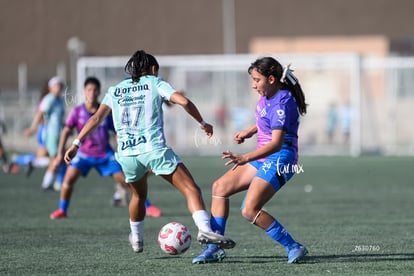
left=70, top=150, right=122, bottom=177
left=249, top=146, right=297, bottom=192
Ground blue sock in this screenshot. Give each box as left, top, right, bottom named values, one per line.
left=210, top=216, right=227, bottom=235
left=59, top=199, right=70, bottom=213
left=56, top=164, right=67, bottom=185
left=265, top=220, right=297, bottom=251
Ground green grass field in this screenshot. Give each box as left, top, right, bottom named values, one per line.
left=1, top=156, right=413, bottom=275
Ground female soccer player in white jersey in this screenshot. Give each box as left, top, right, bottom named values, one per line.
left=49, top=77, right=161, bottom=219
left=193, top=57, right=308, bottom=264
left=63, top=50, right=235, bottom=255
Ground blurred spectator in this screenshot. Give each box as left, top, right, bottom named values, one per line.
left=340, top=102, right=353, bottom=145
left=326, top=103, right=338, bottom=144
left=14, top=82, right=50, bottom=171
left=215, top=103, right=227, bottom=129
left=24, top=76, right=66, bottom=190
left=0, top=137, right=11, bottom=173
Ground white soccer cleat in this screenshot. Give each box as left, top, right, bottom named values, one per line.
left=192, top=244, right=226, bottom=264
left=197, top=230, right=236, bottom=249
left=128, top=233, right=143, bottom=253
left=287, top=244, right=308, bottom=263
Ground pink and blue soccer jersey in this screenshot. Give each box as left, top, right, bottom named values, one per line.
left=255, top=89, right=300, bottom=162
left=65, top=104, right=121, bottom=176
left=250, top=89, right=300, bottom=191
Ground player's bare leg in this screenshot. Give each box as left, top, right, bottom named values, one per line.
left=161, top=163, right=235, bottom=249
left=128, top=174, right=148, bottom=253
left=193, top=165, right=255, bottom=264
left=49, top=167, right=82, bottom=219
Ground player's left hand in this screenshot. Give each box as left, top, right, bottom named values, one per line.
left=222, top=150, right=248, bottom=170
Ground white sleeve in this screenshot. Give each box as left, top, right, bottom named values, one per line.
left=101, top=90, right=113, bottom=109
left=156, top=78, right=176, bottom=101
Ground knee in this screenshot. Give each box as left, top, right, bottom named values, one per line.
left=240, top=206, right=260, bottom=223
left=212, top=179, right=228, bottom=197
left=61, top=180, right=74, bottom=189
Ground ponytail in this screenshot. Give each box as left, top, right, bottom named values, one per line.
left=290, top=82, right=307, bottom=115
left=124, top=50, right=159, bottom=82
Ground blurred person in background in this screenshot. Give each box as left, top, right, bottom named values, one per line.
left=14, top=82, right=51, bottom=171
left=50, top=77, right=161, bottom=219
left=0, top=116, right=19, bottom=173
left=193, top=57, right=308, bottom=264
left=340, top=101, right=352, bottom=145
left=326, top=102, right=338, bottom=144
left=24, top=76, right=66, bottom=190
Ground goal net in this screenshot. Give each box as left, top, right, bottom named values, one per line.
left=76, top=53, right=414, bottom=156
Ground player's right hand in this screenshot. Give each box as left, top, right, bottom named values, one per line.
left=23, top=128, right=35, bottom=137
left=201, top=123, right=213, bottom=137
left=64, top=144, right=78, bottom=165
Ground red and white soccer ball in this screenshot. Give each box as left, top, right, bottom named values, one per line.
left=158, top=222, right=192, bottom=255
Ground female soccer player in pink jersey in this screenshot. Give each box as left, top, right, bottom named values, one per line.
left=193, top=57, right=308, bottom=264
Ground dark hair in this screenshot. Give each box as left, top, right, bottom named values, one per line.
left=248, top=57, right=307, bottom=115
left=84, top=76, right=101, bottom=90
left=124, top=50, right=159, bottom=82
left=39, top=81, right=50, bottom=103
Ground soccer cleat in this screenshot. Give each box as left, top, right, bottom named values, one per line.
left=192, top=244, right=226, bottom=264
left=197, top=230, right=236, bottom=249
left=287, top=244, right=308, bottom=263
left=128, top=233, right=143, bottom=253
left=2, top=162, right=19, bottom=174
left=7, top=163, right=20, bottom=174
left=112, top=185, right=128, bottom=207
left=50, top=209, right=67, bottom=219
left=42, top=185, right=55, bottom=192
left=112, top=198, right=127, bottom=207
left=2, top=163, right=10, bottom=173
left=146, top=205, right=162, bottom=218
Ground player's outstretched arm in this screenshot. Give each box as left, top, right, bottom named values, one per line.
left=169, top=91, right=213, bottom=137
left=23, top=110, right=44, bottom=136
left=53, top=126, right=73, bottom=170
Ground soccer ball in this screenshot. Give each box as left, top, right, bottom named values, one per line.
left=158, top=222, right=192, bottom=255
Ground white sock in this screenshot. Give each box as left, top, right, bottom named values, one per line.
left=130, top=219, right=144, bottom=242
left=32, top=157, right=50, bottom=168
left=41, top=171, right=56, bottom=189
left=113, top=191, right=121, bottom=200
left=192, top=210, right=212, bottom=233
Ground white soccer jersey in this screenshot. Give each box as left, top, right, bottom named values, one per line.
left=102, top=76, right=176, bottom=156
